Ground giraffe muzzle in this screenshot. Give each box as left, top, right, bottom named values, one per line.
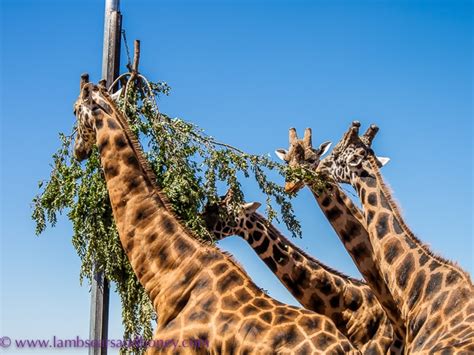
left=284, top=180, right=305, bottom=194
left=74, top=148, right=91, bottom=162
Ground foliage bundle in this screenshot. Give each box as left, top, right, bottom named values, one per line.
left=31, top=68, right=323, bottom=352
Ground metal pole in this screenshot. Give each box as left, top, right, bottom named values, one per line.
left=89, top=1, right=121, bottom=354
left=102, top=0, right=122, bottom=85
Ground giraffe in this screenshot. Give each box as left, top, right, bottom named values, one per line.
left=72, top=74, right=359, bottom=354
left=201, top=192, right=399, bottom=354
left=275, top=128, right=406, bottom=345
left=315, top=121, right=474, bottom=353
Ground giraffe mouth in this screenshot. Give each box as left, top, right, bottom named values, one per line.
left=73, top=147, right=91, bottom=162
left=284, top=180, right=305, bottom=194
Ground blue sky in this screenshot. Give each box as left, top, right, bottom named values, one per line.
left=1, top=0, right=472, bottom=353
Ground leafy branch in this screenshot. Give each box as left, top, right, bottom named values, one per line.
left=31, top=41, right=326, bottom=353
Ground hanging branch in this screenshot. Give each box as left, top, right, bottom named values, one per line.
left=31, top=39, right=325, bottom=353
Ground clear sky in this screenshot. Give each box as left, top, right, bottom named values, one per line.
left=1, top=0, right=472, bottom=353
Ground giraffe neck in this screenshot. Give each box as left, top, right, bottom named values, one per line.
left=235, top=212, right=398, bottom=352
left=353, top=155, right=473, bottom=348
left=91, top=91, right=223, bottom=326
left=81, top=91, right=361, bottom=353
left=309, top=182, right=405, bottom=340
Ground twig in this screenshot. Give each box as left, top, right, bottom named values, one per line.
left=131, top=40, right=140, bottom=79
left=65, top=127, right=78, bottom=139
left=138, top=74, right=160, bottom=116
left=207, top=138, right=248, bottom=155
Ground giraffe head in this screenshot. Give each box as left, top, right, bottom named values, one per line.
left=72, top=74, right=98, bottom=161
left=317, top=121, right=390, bottom=184
left=275, top=128, right=332, bottom=193
left=201, top=191, right=261, bottom=240
left=73, top=74, right=115, bottom=161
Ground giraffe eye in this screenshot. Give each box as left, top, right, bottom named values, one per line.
left=348, top=154, right=364, bottom=167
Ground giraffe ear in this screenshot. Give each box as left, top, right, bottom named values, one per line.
left=376, top=156, right=390, bottom=167
left=316, top=141, right=332, bottom=157
left=111, top=87, right=124, bottom=101
left=242, top=202, right=261, bottom=213
left=275, top=149, right=288, bottom=161
left=81, top=85, right=92, bottom=101
left=80, top=73, right=89, bottom=89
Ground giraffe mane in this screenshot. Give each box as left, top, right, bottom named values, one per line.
left=252, top=211, right=366, bottom=285
left=367, top=154, right=472, bottom=283
left=94, top=86, right=213, bottom=245
left=96, top=87, right=173, bottom=206
left=220, top=250, right=254, bottom=277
